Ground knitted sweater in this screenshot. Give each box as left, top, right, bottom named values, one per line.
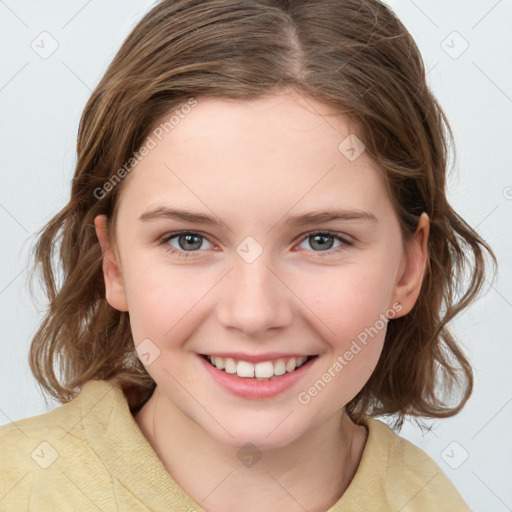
left=0, top=379, right=471, bottom=511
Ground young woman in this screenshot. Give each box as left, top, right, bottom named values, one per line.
left=0, top=1, right=495, bottom=510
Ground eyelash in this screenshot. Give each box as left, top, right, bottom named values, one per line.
left=159, top=230, right=351, bottom=259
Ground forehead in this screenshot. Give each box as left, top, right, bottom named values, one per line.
left=117, top=90, right=390, bottom=224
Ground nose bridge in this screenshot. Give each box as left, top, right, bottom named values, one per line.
left=216, top=243, right=293, bottom=336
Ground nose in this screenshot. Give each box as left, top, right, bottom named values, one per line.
left=216, top=252, right=294, bottom=338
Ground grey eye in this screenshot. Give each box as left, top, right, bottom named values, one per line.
left=299, top=233, right=343, bottom=252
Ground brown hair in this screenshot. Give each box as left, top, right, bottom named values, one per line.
left=29, top=0, right=496, bottom=430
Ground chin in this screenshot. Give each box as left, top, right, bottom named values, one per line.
left=195, top=411, right=314, bottom=452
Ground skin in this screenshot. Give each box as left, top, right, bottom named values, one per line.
left=94, top=88, right=429, bottom=512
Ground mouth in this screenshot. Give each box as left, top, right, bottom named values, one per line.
left=200, top=354, right=318, bottom=381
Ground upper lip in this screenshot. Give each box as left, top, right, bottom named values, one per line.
left=201, top=352, right=317, bottom=363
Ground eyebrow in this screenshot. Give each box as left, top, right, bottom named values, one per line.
left=138, top=207, right=377, bottom=226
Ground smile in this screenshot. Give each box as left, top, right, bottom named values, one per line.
left=201, top=354, right=317, bottom=380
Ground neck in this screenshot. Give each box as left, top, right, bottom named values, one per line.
left=134, top=386, right=367, bottom=512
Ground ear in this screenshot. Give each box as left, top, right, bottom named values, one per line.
left=94, top=215, right=128, bottom=312
left=390, top=213, right=430, bottom=317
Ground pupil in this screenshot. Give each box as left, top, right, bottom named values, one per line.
left=311, top=234, right=333, bottom=250
left=180, top=234, right=202, bottom=251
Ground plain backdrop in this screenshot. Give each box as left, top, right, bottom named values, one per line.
left=0, top=1, right=511, bottom=511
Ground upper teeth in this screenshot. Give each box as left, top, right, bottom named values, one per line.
left=207, top=356, right=309, bottom=379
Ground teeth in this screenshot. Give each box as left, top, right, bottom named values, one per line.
left=237, top=360, right=254, bottom=378
left=206, top=354, right=312, bottom=379
left=224, top=357, right=236, bottom=374
left=255, top=361, right=274, bottom=379
left=274, top=359, right=286, bottom=376
left=285, top=357, right=297, bottom=372
left=213, top=356, right=224, bottom=370
left=296, top=356, right=307, bottom=366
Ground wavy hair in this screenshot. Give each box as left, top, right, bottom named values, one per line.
left=29, top=0, right=496, bottom=430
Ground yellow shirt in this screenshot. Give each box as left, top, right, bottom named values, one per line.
left=0, top=379, right=471, bottom=511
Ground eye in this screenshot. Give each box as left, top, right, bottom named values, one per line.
left=296, top=231, right=350, bottom=257
left=160, top=231, right=213, bottom=258
left=159, top=230, right=351, bottom=260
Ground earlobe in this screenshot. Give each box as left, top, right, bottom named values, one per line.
left=94, top=215, right=129, bottom=312
left=391, top=213, right=430, bottom=317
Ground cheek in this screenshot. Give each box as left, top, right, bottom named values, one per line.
left=298, top=309, right=389, bottom=411
left=291, top=262, right=395, bottom=403
left=297, top=260, right=396, bottom=343
left=122, top=257, right=214, bottom=346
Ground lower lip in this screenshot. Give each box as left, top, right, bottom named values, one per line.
left=198, top=355, right=317, bottom=400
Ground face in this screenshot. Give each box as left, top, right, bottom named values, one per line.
left=95, top=89, right=428, bottom=450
